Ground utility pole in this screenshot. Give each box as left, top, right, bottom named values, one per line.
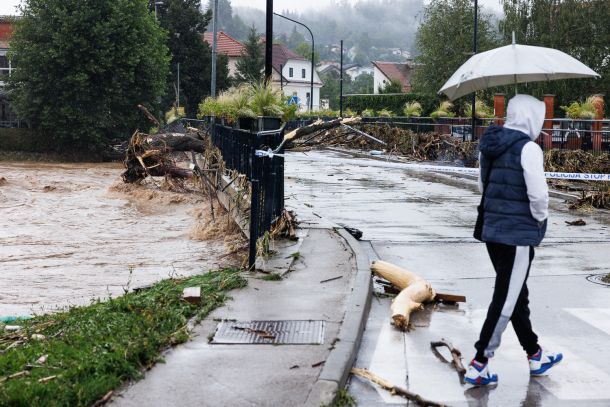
left=211, top=0, right=219, bottom=98
left=339, top=40, right=344, bottom=117
left=265, top=0, right=273, bottom=82
left=471, top=0, right=478, bottom=141
left=177, top=62, right=180, bottom=109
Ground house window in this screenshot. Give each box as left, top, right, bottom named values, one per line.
left=301, top=68, right=306, bottom=79
left=0, top=52, right=10, bottom=79
left=289, top=67, right=293, bottom=77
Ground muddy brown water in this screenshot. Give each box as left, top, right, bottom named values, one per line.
left=0, top=162, right=231, bottom=316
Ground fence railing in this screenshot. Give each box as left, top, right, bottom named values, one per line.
left=210, top=124, right=285, bottom=269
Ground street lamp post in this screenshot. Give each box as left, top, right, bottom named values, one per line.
left=273, top=12, right=315, bottom=111
left=211, top=0, right=219, bottom=98
left=340, top=40, right=344, bottom=117
left=265, top=0, right=273, bottom=82
left=471, top=0, right=478, bottom=141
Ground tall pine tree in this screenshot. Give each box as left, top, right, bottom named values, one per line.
left=235, top=27, right=264, bottom=84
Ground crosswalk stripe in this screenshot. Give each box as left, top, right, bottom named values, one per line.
left=367, top=314, right=409, bottom=404
left=564, top=308, right=610, bottom=337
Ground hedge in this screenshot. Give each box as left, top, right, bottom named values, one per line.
left=344, top=93, right=441, bottom=116
left=0, top=128, right=56, bottom=152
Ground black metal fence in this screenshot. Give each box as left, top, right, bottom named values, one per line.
left=211, top=124, right=285, bottom=269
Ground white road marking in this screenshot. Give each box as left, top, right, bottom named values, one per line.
left=367, top=318, right=409, bottom=404
left=564, top=308, right=610, bottom=337
left=535, top=336, right=610, bottom=400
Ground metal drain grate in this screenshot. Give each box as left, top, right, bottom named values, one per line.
left=586, top=274, right=610, bottom=286
left=211, top=320, right=325, bottom=345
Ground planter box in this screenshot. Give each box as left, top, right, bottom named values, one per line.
left=254, top=116, right=282, bottom=132
left=237, top=117, right=256, bottom=131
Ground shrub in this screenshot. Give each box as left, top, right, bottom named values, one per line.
left=464, top=99, right=494, bottom=119
left=377, top=108, right=395, bottom=118
left=561, top=96, right=599, bottom=119
left=344, top=93, right=439, bottom=116
left=403, top=101, right=422, bottom=117
left=430, top=101, right=455, bottom=119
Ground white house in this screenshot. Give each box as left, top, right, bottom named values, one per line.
left=0, top=16, right=18, bottom=127
left=344, top=64, right=373, bottom=80
left=372, top=61, right=413, bottom=94
left=203, top=31, right=245, bottom=79
left=271, top=43, right=322, bottom=111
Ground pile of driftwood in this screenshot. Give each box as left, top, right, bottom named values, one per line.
left=544, top=150, right=610, bottom=209
left=291, top=123, right=479, bottom=167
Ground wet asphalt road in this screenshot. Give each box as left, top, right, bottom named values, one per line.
left=285, top=149, right=610, bottom=407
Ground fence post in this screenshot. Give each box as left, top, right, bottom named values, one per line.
left=493, top=93, right=505, bottom=126
left=248, top=179, right=260, bottom=270
left=592, top=94, right=604, bottom=152
left=543, top=95, right=555, bottom=150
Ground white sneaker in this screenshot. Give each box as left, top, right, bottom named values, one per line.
left=464, top=359, right=498, bottom=386
left=529, top=348, right=563, bottom=376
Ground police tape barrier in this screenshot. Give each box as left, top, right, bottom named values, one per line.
left=256, top=150, right=610, bottom=182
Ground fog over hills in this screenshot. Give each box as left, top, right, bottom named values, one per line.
left=234, top=0, right=425, bottom=63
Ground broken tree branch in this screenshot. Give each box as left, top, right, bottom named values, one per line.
left=351, top=368, right=445, bottom=407
left=430, top=339, right=467, bottom=375
left=285, top=117, right=361, bottom=142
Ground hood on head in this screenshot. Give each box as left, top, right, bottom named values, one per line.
left=479, top=125, right=529, bottom=158
left=504, top=94, right=546, bottom=141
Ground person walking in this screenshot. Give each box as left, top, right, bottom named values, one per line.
left=464, top=94, right=563, bottom=386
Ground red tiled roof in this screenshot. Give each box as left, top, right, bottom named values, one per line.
left=203, top=31, right=245, bottom=57
left=271, top=43, right=306, bottom=72
left=372, top=61, right=413, bottom=92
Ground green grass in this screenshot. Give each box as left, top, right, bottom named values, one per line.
left=0, top=268, right=246, bottom=406
left=322, top=389, right=356, bottom=407
left=259, top=273, right=283, bottom=281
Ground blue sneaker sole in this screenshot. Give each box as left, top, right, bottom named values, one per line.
left=531, top=353, right=563, bottom=376
left=464, top=374, right=498, bottom=386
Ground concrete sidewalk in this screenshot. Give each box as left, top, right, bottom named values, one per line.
left=111, top=225, right=371, bottom=407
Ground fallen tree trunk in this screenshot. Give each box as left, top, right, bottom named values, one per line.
left=122, top=131, right=208, bottom=183
left=351, top=368, right=445, bottom=407
left=285, top=117, right=361, bottom=142
left=371, top=260, right=436, bottom=331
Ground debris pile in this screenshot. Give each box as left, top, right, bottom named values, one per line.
left=545, top=150, right=610, bottom=209
left=291, top=124, right=479, bottom=166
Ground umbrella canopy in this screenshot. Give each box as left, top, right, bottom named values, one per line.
left=438, top=42, right=600, bottom=100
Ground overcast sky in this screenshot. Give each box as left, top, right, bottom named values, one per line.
left=1, top=0, right=503, bottom=16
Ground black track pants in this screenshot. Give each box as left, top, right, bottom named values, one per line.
left=474, top=242, right=540, bottom=363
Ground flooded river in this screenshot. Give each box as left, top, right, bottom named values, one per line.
left=0, top=162, right=231, bottom=316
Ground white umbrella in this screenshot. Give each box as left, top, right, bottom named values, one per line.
left=438, top=36, right=600, bottom=100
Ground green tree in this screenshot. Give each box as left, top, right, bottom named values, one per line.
left=287, top=26, right=306, bottom=49
left=8, top=0, right=170, bottom=152
left=295, top=42, right=320, bottom=64
left=348, top=73, right=374, bottom=94
left=378, top=78, right=403, bottom=94
left=500, top=0, right=609, bottom=109
left=157, top=0, right=229, bottom=116
left=320, top=70, right=352, bottom=109
left=235, top=26, right=264, bottom=84
left=411, top=0, right=499, bottom=96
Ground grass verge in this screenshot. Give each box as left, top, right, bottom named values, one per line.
left=0, top=268, right=246, bottom=406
